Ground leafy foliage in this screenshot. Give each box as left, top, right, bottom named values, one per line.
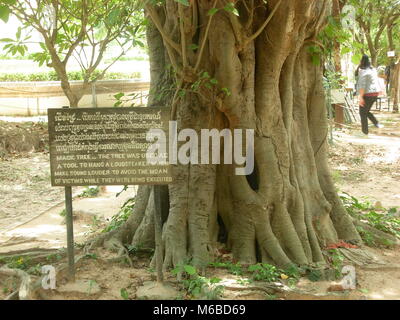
left=340, top=192, right=400, bottom=246
left=79, top=186, right=100, bottom=198
left=247, top=263, right=280, bottom=282
left=209, top=261, right=244, bottom=276
left=326, top=249, right=345, bottom=279
left=0, top=0, right=146, bottom=105
left=0, top=70, right=141, bottom=82
left=172, top=264, right=224, bottom=300
left=103, top=197, right=135, bottom=233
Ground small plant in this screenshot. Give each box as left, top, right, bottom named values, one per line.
left=59, top=209, right=66, bottom=217
left=172, top=265, right=224, bottom=300
left=265, top=293, right=278, bottom=300
left=327, top=249, right=345, bottom=279
left=84, top=253, right=98, bottom=260
left=6, top=256, right=30, bottom=271
left=120, top=288, right=129, bottom=300
left=87, top=280, right=97, bottom=295
left=103, top=198, right=135, bottom=233
left=210, top=261, right=243, bottom=276
left=236, top=278, right=252, bottom=286
left=79, top=186, right=100, bottom=198
left=283, top=264, right=303, bottom=279
left=340, top=192, right=400, bottom=247
left=247, top=263, right=280, bottom=282
left=306, top=268, right=322, bottom=282
left=46, top=254, right=62, bottom=263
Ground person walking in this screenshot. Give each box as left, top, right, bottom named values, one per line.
left=357, top=54, right=384, bottom=135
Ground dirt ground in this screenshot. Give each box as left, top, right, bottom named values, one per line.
left=329, top=112, right=400, bottom=209
left=0, top=110, right=399, bottom=300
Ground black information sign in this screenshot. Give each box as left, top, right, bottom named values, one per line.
left=48, top=107, right=171, bottom=186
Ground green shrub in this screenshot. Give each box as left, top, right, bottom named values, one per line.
left=248, top=263, right=280, bottom=282
left=103, top=197, right=135, bottom=233
left=340, top=192, right=400, bottom=246
left=0, top=70, right=141, bottom=82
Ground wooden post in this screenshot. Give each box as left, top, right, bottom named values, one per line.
left=153, top=185, right=164, bottom=283
left=62, top=105, right=75, bottom=281
left=334, top=104, right=344, bottom=128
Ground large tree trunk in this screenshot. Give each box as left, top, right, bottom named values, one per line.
left=99, top=0, right=362, bottom=270
left=391, top=60, right=400, bottom=112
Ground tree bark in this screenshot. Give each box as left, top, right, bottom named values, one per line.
left=99, top=0, right=363, bottom=270
left=391, top=60, right=400, bottom=112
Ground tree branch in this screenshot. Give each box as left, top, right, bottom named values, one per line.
left=244, top=0, right=282, bottom=46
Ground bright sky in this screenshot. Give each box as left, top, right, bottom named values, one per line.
left=0, top=16, right=42, bottom=52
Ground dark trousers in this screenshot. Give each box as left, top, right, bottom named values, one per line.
left=359, top=95, right=378, bottom=134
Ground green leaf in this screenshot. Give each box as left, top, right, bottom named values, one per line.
left=188, top=43, right=199, bottom=51
left=209, top=78, right=218, bottom=85
left=0, top=38, right=13, bottom=42
left=17, top=45, right=25, bottom=56
left=207, top=8, right=219, bottom=16
left=311, top=54, right=320, bottom=66
left=174, top=0, right=189, bottom=6
left=209, top=277, right=221, bottom=284
left=221, top=87, right=231, bottom=96
left=120, top=288, right=129, bottom=300
left=201, top=71, right=210, bottom=79
left=183, top=265, right=197, bottom=275
left=352, top=53, right=362, bottom=65
left=114, top=92, right=125, bottom=100
left=341, top=47, right=351, bottom=55
left=0, top=5, right=10, bottom=23
left=16, top=26, right=21, bottom=40
left=223, top=3, right=239, bottom=16
left=178, top=89, right=186, bottom=97
left=307, top=269, right=322, bottom=282
left=248, top=264, right=261, bottom=272
left=106, top=8, right=121, bottom=26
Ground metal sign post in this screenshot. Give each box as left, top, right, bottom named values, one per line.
left=153, top=185, right=164, bottom=283
left=64, top=186, right=75, bottom=281
left=48, top=106, right=172, bottom=284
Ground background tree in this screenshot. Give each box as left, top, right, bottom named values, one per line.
left=93, top=0, right=387, bottom=272
left=0, top=0, right=145, bottom=107
left=349, top=0, right=400, bottom=66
